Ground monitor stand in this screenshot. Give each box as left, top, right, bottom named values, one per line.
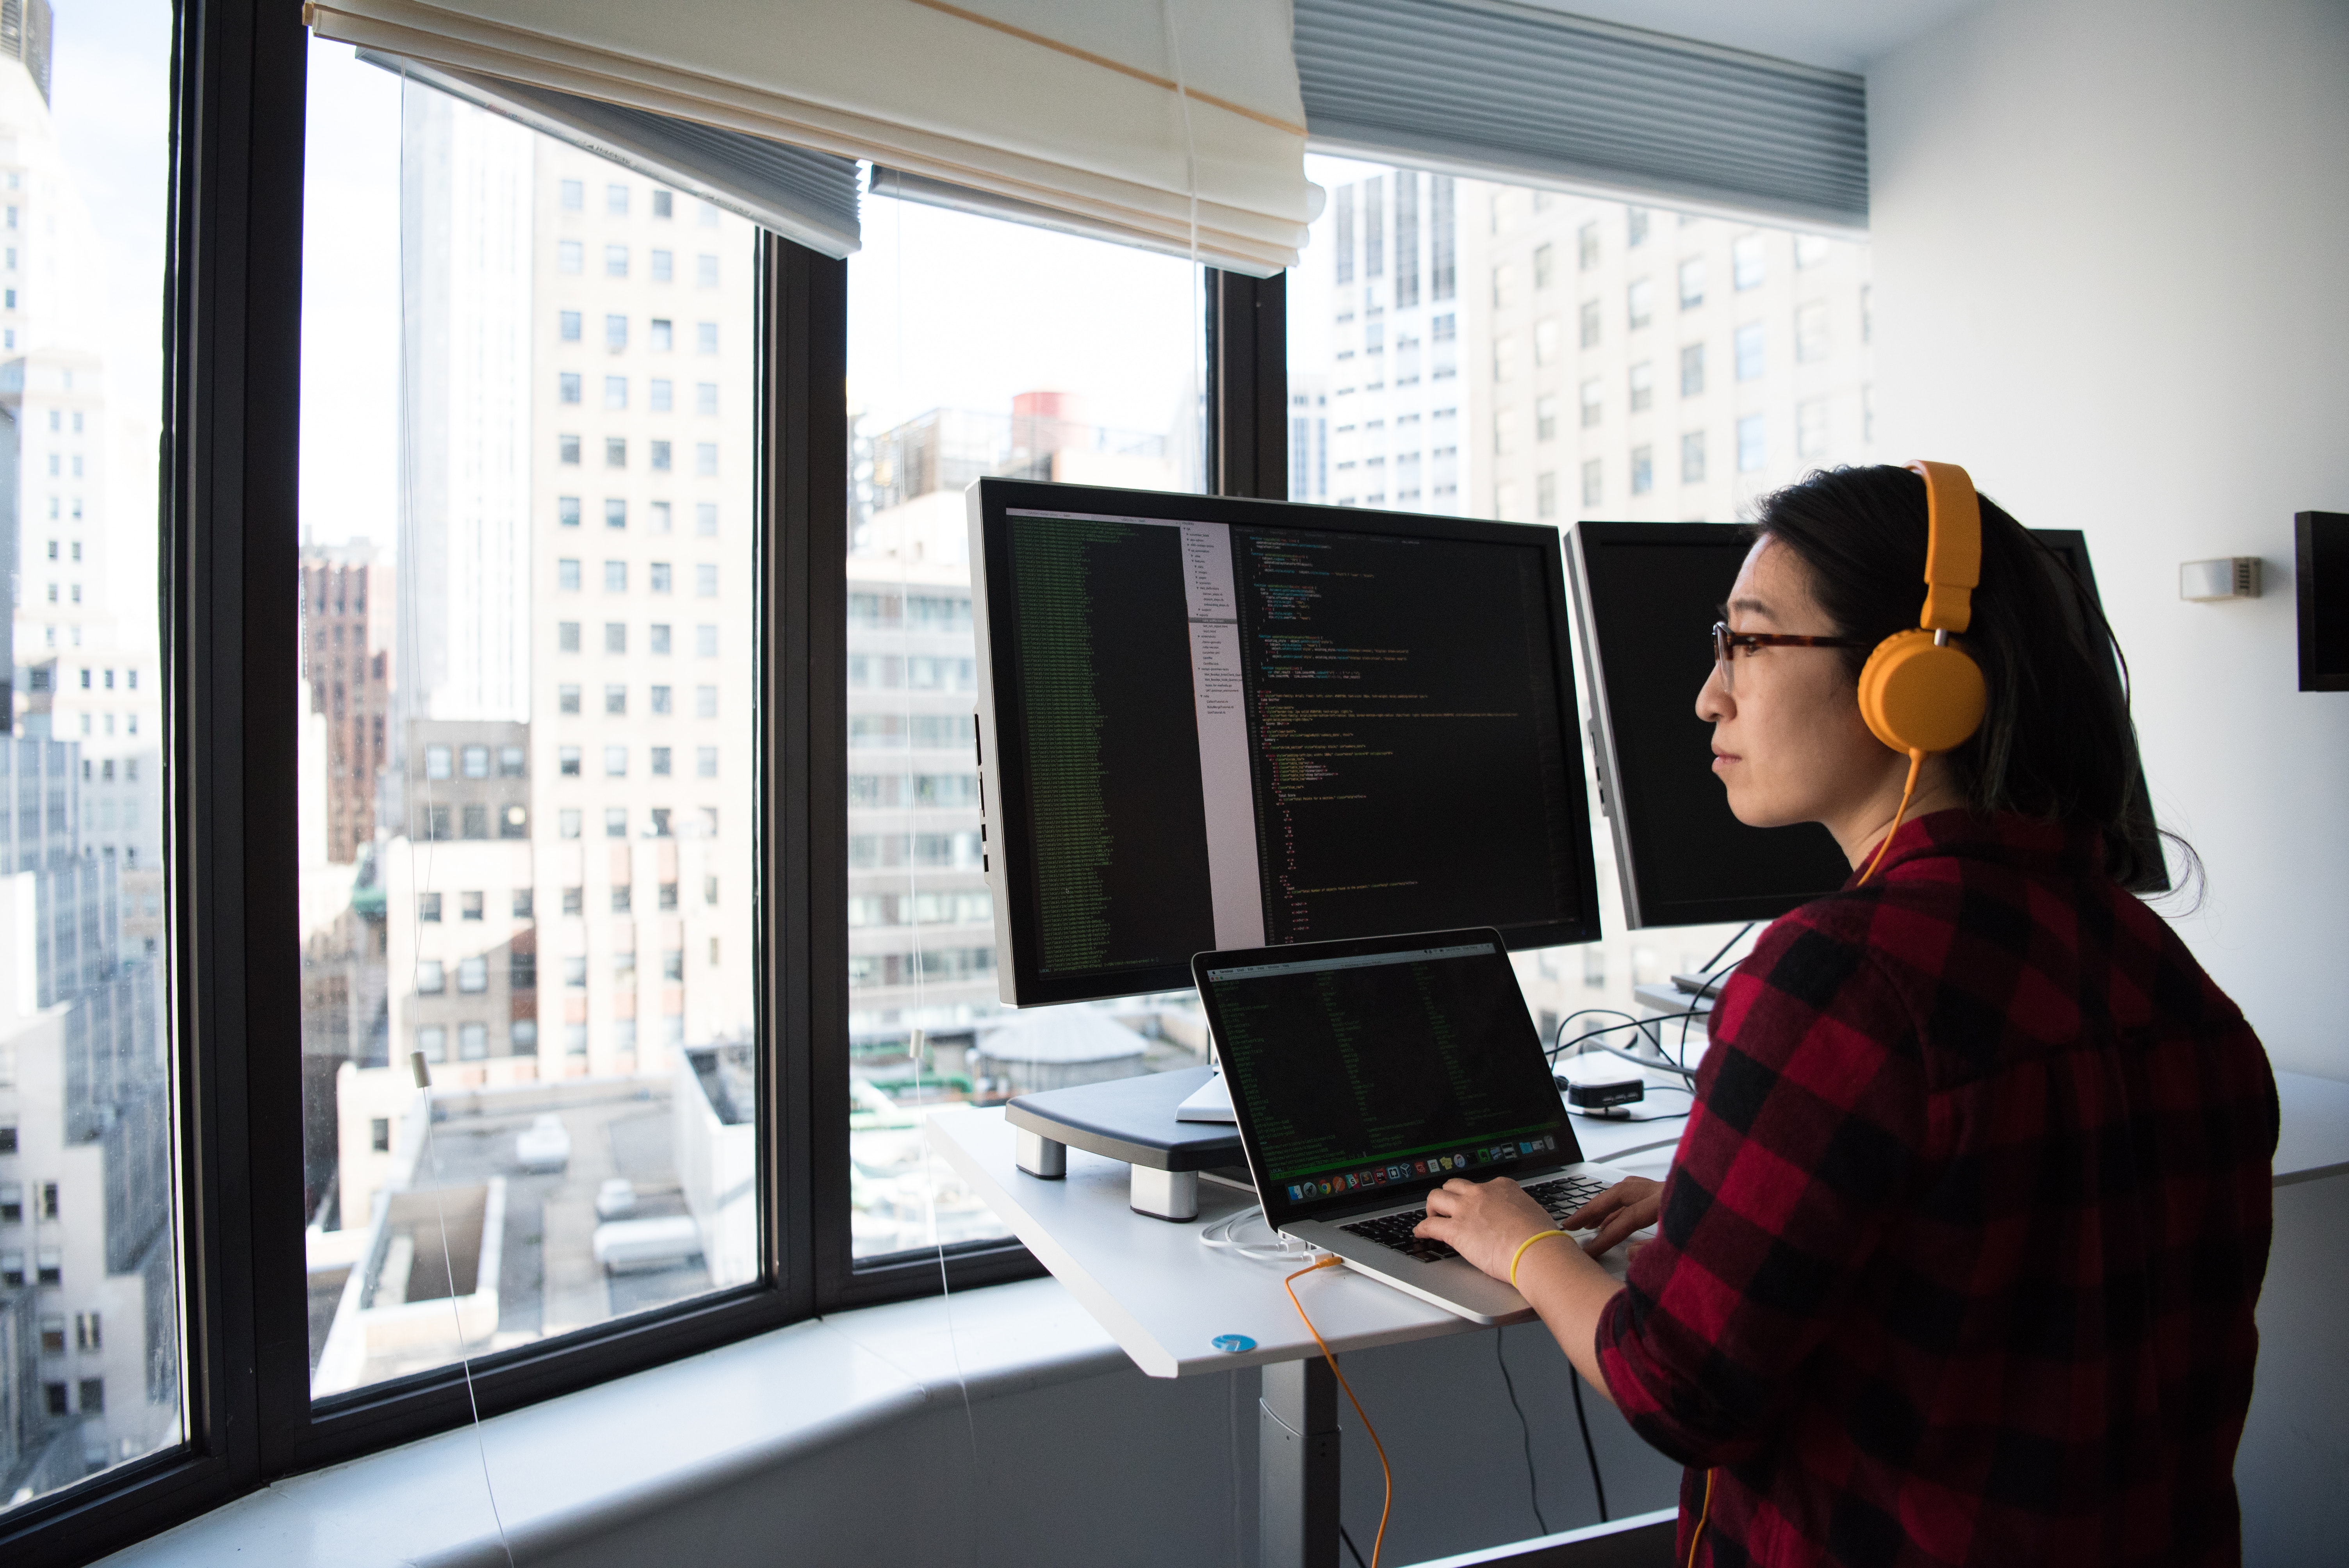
left=1003, top=1065, right=1252, bottom=1221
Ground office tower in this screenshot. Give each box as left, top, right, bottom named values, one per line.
left=0, top=0, right=48, bottom=105
left=396, top=83, right=532, bottom=732
left=1321, top=170, right=1465, bottom=512
left=299, top=542, right=392, bottom=865
left=524, top=141, right=757, bottom=1081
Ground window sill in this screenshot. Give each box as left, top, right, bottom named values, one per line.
left=97, top=1278, right=1123, bottom=1567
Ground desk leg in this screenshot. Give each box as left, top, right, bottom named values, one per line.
left=1014, top=1129, right=1066, bottom=1179
left=1260, top=1357, right=1340, bottom=1568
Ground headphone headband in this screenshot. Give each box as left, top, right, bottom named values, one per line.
left=1905, top=460, right=1980, bottom=634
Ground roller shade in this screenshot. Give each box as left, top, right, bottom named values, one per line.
left=305, top=0, right=1317, bottom=274
left=1294, top=0, right=1869, bottom=234
left=363, top=52, right=862, bottom=257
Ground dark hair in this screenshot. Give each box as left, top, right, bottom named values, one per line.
left=1749, top=464, right=2180, bottom=893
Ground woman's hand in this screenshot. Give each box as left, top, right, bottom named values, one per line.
left=1564, top=1176, right=1663, bottom=1257
left=1414, top=1178, right=1561, bottom=1283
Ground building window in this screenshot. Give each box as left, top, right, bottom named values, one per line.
left=607, top=182, right=631, bottom=216
left=1677, top=257, right=1704, bottom=310
left=1535, top=394, right=1558, bottom=444
left=604, top=375, right=627, bottom=410
left=605, top=313, right=627, bottom=352
left=651, top=684, right=673, bottom=715
left=1681, top=430, right=1707, bottom=484
left=560, top=811, right=582, bottom=841
left=1577, top=299, right=1599, bottom=350
left=1680, top=342, right=1705, bottom=398
left=559, top=308, right=581, bottom=342
left=695, top=442, right=718, bottom=476
left=1628, top=361, right=1654, bottom=413
left=1630, top=445, right=1654, bottom=495
left=651, top=563, right=672, bottom=594
left=417, top=962, right=446, bottom=996
left=697, top=746, right=718, bottom=779
left=1626, top=278, right=1653, bottom=330
left=1735, top=323, right=1765, bottom=381
left=696, top=684, right=718, bottom=718
left=1733, top=234, right=1765, bottom=290
left=1797, top=398, right=1830, bottom=460
left=651, top=317, right=673, bottom=351
left=557, top=239, right=582, bottom=273
left=652, top=440, right=672, bottom=471
left=697, top=625, right=719, bottom=657
left=605, top=683, right=627, bottom=715
left=1535, top=471, right=1558, bottom=520
left=1532, top=242, right=1554, bottom=290
left=462, top=745, right=489, bottom=779
left=650, top=376, right=673, bottom=412
left=1579, top=378, right=1602, bottom=429
left=604, top=244, right=628, bottom=278
left=559, top=622, right=582, bottom=653
left=369, top=1118, right=390, bottom=1153
left=559, top=178, right=583, bottom=210
left=606, top=622, right=627, bottom=654
left=560, top=746, right=581, bottom=777
left=651, top=248, right=673, bottom=283
left=1626, top=207, right=1649, bottom=247
left=696, top=322, right=718, bottom=354
left=1580, top=459, right=1602, bottom=508
left=559, top=559, right=581, bottom=592
left=1738, top=414, right=1766, bottom=472
left=605, top=437, right=627, bottom=468
left=604, top=560, right=627, bottom=593
left=652, top=624, right=673, bottom=655
left=559, top=434, right=581, bottom=465
left=604, top=745, right=627, bottom=777
left=1795, top=301, right=1829, bottom=363
left=605, top=808, right=628, bottom=838
left=1576, top=220, right=1599, bottom=270
left=559, top=495, right=581, bottom=528
left=558, top=371, right=580, bottom=404
left=651, top=746, right=672, bottom=776
left=457, top=957, right=488, bottom=994
left=1795, top=233, right=1831, bottom=269
left=418, top=892, right=442, bottom=922
left=459, top=1023, right=488, bottom=1060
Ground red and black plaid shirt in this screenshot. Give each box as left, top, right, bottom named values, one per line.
left=1595, top=809, right=2277, bottom=1566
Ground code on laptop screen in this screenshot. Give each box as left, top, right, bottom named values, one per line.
left=1205, top=941, right=1568, bottom=1195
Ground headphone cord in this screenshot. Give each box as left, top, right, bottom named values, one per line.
left=1857, top=750, right=1923, bottom=886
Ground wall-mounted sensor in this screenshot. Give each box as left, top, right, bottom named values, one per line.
left=2180, top=557, right=2261, bottom=602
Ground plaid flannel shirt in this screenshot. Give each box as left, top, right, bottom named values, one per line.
left=1595, top=809, right=2276, bottom=1566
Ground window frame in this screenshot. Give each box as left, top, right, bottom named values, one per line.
left=1, top=5, right=1282, bottom=1557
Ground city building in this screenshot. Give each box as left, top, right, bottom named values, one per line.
left=1318, top=169, right=1466, bottom=512
left=299, top=541, right=392, bottom=865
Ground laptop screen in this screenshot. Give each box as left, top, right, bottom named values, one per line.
left=1197, top=932, right=1576, bottom=1221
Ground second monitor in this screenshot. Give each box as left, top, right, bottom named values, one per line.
left=970, top=479, right=1602, bottom=1006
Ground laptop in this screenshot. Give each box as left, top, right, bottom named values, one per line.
left=1192, top=927, right=1638, bottom=1325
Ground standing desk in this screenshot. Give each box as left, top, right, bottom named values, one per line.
left=927, top=1103, right=1682, bottom=1567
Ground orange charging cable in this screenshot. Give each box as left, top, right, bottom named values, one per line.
left=1284, top=1256, right=1394, bottom=1568
left=1857, top=750, right=1924, bottom=886
left=1686, top=1467, right=1715, bottom=1565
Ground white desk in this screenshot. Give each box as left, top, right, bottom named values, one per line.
left=927, top=1105, right=1675, bottom=1567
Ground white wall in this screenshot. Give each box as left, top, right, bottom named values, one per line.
left=1867, top=0, right=2349, bottom=1080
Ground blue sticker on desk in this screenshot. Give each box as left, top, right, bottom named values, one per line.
left=1211, top=1334, right=1256, bottom=1354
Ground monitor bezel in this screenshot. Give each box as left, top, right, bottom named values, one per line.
left=971, top=477, right=1603, bottom=1007
left=1566, top=520, right=2169, bottom=930
left=1189, top=925, right=1582, bottom=1231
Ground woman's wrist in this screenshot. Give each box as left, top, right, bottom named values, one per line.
left=1508, top=1228, right=1567, bottom=1288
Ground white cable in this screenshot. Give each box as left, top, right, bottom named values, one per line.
left=1197, top=1205, right=1319, bottom=1264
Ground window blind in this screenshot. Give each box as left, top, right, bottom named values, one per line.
left=367, top=53, right=862, bottom=257
left=305, top=0, right=1316, bottom=274
left=1293, top=0, right=1869, bottom=233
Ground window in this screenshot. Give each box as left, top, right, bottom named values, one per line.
left=606, top=622, right=628, bottom=654
left=606, top=181, right=628, bottom=216
left=652, top=501, right=673, bottom=533
left=651, top=746, right=672, bottom=776
left=698, top=746, right=719, bottom=779
left=606, top=437, right=628, bottom=467
left=697, top=503, right=719, bottom=537
left=652, top=439, right=672, bottom=471
left=560, top=433, right=581, bottom=465
left=416, top=961, right=446, bottom=995
left=457, top=957, right=488, bottom=994
left=1629, top=361, right=1654, bottom=412
left=559, top=558, right=581, bottom=592
left=560, top=177, right=584, bottom=210
left=697, top=253, right=719, bottom=287
left=605, top=683, right=628, bottom=715
left=1535, top=394, right=1558, bottom=444
left=418, top=892, right=442, bottom=922
left=1627, top=278, right=1654, bottom=330
left=560, top=621, right=582, bottom=652
left=1738, top=413, right=1767, bottom=472
left=654, top=189, right=673, bottom=219
left=560, top=745, right=582, bottom=777
left=1680, top=342, right=1706, bottom=398
left=1581, top=459, right=1602, bottom=507
left=1796, top=233, right=1832, bottom=269
left=604, top=374, right=627, bottom=410
left=1682, top=430, right=1707, bottom=484
left=604, top=243, right=629, bottom=278
left=606, top=498, right=627, bottom=529
left=1535, top=470, right=1558, bottom=520
left=696, top=381, right=718, bottom=416
left=605, top=808, right=628, bottom=839
left=1735, top=322, right=1765, bottom=381
left=605, top=560, right=627, bottom=593
left=651, top=317, right=673, bottom=351
left=560, top=810, right=583, bottom=841
left=695, top=442, right=718, bottom=476
left=1577, top=220, right=1599, bottom=269
left=651, top=562, right=672, bottom=593
left=604, top=745, right=627, bottom=777
left=697, top=625, right=719, bottom=657
left=652, top=624, right=674, bottom=655
left=425, top=744, right=452, bottom=780
left=558, top=371, right=581, bottom=404
left=558, top=239, right=582, bottom=273
left=560, top=308, right=581, bottom=342
left=696, top=321, right=718, bottom=354
left=559, top=495, right=581, bottom=527
left=462, top=745, right=489, bottom=779
left=605, top=312, right=627, bottom=351
left=652, top=248, right=673, bottom=283
left=1795, top=301, right=1829, bottom=363
left=1734, top=233, right=1766, bottom=289
left=1577, top=299, right=1600, bottom=350
left=1531, top=317, right=1559, bottom=368
left=1678, top=257, right=1704, bottom=309
left=1627, top=207, right=1649, bottom=247
left=696, top=684, right=718, bottom=718
left=651, top=684, right=673, bottom=715
left=1532, top=242, right=1554, bottom=290
left=370, top=1118, right=391, bottom=1153
left=1797, top=397, right=1830, bottom=460
left=651, top=376, right=672, bottom=412
left=1631, top=444, right=1654, bottom=495
left=1579, top=378, right=1602, bottom=429
left=695, top=563, right=720, bottom=597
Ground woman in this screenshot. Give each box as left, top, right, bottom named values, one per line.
left=1417, top=465, right=2276, bottom=1566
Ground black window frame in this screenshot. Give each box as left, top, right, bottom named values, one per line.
left=0, top=4, right=1284, bottom=1560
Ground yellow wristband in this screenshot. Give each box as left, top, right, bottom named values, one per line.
left=1508, top=1229, right=1567, bottom=1289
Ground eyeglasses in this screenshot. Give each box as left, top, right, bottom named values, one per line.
left=1711, top=621, right=1866, bottom=691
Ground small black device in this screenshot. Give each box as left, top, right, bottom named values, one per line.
left=972, top=478, right=1603, bottom=1005
left=1560, top=1076, right=1645, bottom=1111
left=2298, top=511, right=2349, bottom=692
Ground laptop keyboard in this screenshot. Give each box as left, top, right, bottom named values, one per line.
left=1340, top=1175, right=1613, bottom=1265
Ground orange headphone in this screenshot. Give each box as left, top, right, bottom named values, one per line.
left=1853, top=460, right=1987, bottom=882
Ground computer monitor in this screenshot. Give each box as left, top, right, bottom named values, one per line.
left=971, top=478, right=1604, bottom=1006
left=1566, top=521, right=2164, bottom=928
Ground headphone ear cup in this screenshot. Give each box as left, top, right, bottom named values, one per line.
left=1857, top=629, right=1987, bottom=754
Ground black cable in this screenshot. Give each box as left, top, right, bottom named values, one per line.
left=1696, top=921, right=1756, bottom=976
left=1340, top=1523, right=1369, bottom=1568
left=1569, top=1369, right=1610, bottom=1524
left=1550, top=1013, right=1704, bottom=1078
left=1495, top=1329, right=1551, bottom=1537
